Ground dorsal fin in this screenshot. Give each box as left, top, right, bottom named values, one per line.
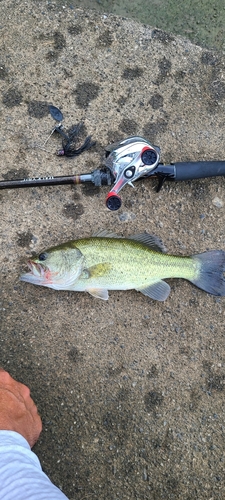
left=92, top=230, right=166, bottom=253
left=92, top=229, right=121, bottom=238
left=128, top=233, right=166, bottom=253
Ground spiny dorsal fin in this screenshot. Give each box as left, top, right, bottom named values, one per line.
left=128, top=233, right=166, bottom=253
left=92, top=230, right=166, bottom=253
left=92, top=229, right=121, bottom=238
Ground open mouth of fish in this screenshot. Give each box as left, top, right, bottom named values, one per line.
left=20, top=260, right=51, bottom=285
left=27, top=260, right=46, bottom=276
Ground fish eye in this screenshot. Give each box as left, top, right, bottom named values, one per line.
left=39, top=252, right=48, bottom=261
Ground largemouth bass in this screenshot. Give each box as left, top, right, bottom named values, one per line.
left=20, top=230, right=225, bottom=301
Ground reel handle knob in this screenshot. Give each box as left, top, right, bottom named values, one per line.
left=106, top=191, right=122, bottom=211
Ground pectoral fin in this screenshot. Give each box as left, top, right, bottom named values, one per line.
left=88, top=262, right=112, bottom=277
left=80, top=263, right=111, bottom=299
left=136, top=280, right=170, bottom=301
left=80, top=263, right=111, bottom=280
left=86, top=287, right=109, bottom=300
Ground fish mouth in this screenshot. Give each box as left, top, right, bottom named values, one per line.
left=20, top=260, right=50, bottom=285
left=27, top=260, right=45, bottom=277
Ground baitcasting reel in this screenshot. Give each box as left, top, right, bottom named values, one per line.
left=104, top=136, right=160, bottom=210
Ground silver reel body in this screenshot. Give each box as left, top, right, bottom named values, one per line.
left=104, top=136, right=160, bottom=210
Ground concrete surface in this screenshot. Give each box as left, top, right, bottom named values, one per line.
left=0, top=1, right=225, bottom=499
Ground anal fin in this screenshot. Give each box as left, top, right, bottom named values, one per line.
left=87, top=288, right=109, bottom=300
left=136, top=280, right=170, bottom=301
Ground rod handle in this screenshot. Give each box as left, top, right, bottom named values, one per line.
left=173, top=161, right=225, bottom=181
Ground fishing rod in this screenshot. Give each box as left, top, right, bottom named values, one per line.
left=1, top=106, right=225, bottom=211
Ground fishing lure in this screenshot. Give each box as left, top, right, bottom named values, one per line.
left=48, top=105, right=96, bottom=157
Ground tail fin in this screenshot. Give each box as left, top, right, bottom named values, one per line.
left=191, top=250, right=225, bottom=296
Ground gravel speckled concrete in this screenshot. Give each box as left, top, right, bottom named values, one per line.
left=0, top=2, right=225, bottom=499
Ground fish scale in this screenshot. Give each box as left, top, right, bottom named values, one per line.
left=75, top=238, right=197, bottom=286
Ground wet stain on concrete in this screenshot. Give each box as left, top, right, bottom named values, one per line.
left=209, top=80, right=225, bottom=101
left=208, top=374, right=225, bottom=392
left=117, top=95, right=127, bottom=107
left=189, top=388, right=202, bottom=411
left=166, top=477, right=179, bottom=492
left=102, top=389, right=132, bottom=445
left=2, top=168, right=29, bottom=180
left=143, top=118, right=168, bottom=142
left=68, top=347, right=83, bottom=363
left=151, top=29, right=175, bottom=43
left=119, top=118, right=138, bottom=135
left=203, top=361, right=225, bottom=393
left=201, top=51, right=219, bottom=66
left=158, top=57, right=172, bottom=77
left=53, top=31, right=66, bottom=51
left=97, top=29, right=113, bottom=47
left=17, top=230, right=34, bottom=248
left=67, top=24, right=83, bottom=36
left=2, top=87, right=23, bottom=107
left=122, top=66, right=144, bottom=80
left=46, top=50, right=59, bottom=62
left=174, top=70, right=188, bottom=84
left=0, top=63, right=8, bottom=80
left=196, top=62, right=225, bottom=113
left=107, top=363, right=125, bottom=377
left=192, top=180, right=209, bottom=201
left=63, top=68, right=73, bottom=78
left=62, top=203, right=84, bottom=220
left=45, top=30, right=66, bottom=61
left=149, top=93, right=164, bottom=109
left=147, top=365, right=158, bottom=379
left=81, top=184, right=100, bottom=197
left=144, top=390, right=163, bottom=411
left=73, top=190, right=81, bottom=201
left=107, top=129, right=124, bottom=145
left=170, top=88, right=179, bottom=103
left=73, top=82, right=100, bottom=108
left=27, top=100, right=49, bottom=118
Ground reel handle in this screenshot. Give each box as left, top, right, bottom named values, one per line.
left=105, top=191, right=122, bottom=211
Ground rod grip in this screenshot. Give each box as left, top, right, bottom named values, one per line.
left=173, top=161, right=225, bottom=181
